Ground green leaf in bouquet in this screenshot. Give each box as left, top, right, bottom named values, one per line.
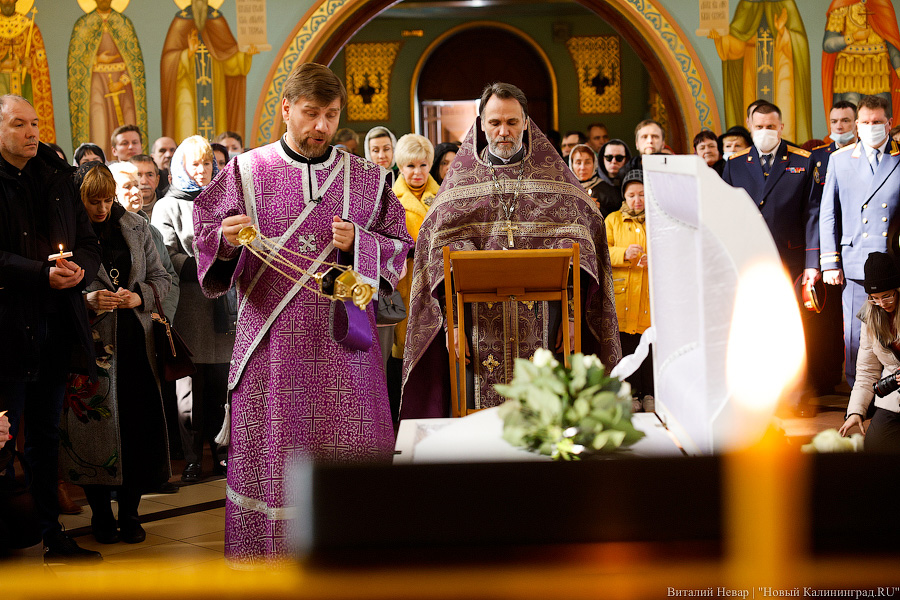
left=567, top=354, right=588, bottom=393
left=572, top=397, right=591, bottom=420
left=534, top=373, right=567, bottom=397
left=525, top=387, right=562, bottom=421
left=512, top=357, right=541, bottom=383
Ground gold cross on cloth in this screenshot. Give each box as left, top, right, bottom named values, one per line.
left=501, top=220, right=519, bottom=247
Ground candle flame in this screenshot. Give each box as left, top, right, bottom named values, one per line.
left=726, top=261, right=805, bottom=417
left=59, top=244, right=63, bottom=252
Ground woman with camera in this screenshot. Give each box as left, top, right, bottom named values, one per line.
left=839, top=252, right=900, bottom=451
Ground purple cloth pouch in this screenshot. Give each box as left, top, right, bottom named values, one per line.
left=330, top=299, right=372, bottom=351
left=328, top=249, right=372, bottom=351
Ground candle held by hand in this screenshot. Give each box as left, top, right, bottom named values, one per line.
left=48, top=243, right=73, bottom=262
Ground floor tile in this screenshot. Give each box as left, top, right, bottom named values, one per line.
left=202, top=507, right=226, bottom=518
left=74, top=532, right=171, bottom=556
left=142, top=512, right=226, bottom=540
left=182, top=529, right=225, bottom=553
left=60, top=513, right=91, bottom=532
left=147, top=483, right=226, bottom=508
left=100, top=540, right=222, bottom=573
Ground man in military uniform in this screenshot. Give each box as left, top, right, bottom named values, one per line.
left=723, top=101, right=818, bottom=413
left=805, top=101, right=858, bottom=394
left=820, top=95, right=900, bottom=389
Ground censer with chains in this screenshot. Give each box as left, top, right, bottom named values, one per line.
left=235, top=225, right=375, bottom=310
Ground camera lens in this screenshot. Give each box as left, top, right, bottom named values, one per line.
left=873, top=371, right=900, bottom=397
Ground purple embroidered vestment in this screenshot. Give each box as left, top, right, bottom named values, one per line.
left=400, top=120, right=621, bottom=419
left=194, top=142, right=411, bottom=565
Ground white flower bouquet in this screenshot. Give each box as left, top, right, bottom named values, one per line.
left=495, top=349, right=645, bottom=461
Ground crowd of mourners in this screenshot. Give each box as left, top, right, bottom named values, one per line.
left=2, top=79, right=900, bottom=564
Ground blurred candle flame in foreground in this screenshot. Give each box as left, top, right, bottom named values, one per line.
left=726, top=261, right=805, bottom=443
left=725, top=261, right=808, bottom=584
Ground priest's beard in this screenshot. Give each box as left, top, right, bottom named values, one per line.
left=487, top=134, right=523, bottom=160
left=291, top=134, right=329, bottom=158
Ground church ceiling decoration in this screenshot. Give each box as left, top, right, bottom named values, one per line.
left=566, top=35, right=622, bottom=114
left=344, top=41, right=401, bottom=122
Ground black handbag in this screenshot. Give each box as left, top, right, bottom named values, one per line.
left=376, top=290, right=406, bottom=325
left=213, top=286, right=238, bottom=334
left=148, top=281, right=196, bottom=381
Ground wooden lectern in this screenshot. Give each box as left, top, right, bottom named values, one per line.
left=443, top=244, right=581, bottom=418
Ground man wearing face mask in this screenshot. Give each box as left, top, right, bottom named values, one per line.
left=723, top=101, right=820, bottom=414
left=820, top=95, right=900, bottom=389
left=803, top=101, right=858, bottom=397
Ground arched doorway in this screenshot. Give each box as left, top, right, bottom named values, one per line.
left=253, top=0, right=721, bottom=153
left=415, top=24, right=555, bottom=137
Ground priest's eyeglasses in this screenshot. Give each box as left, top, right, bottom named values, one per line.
left=868, top=290, right=898, bottom=307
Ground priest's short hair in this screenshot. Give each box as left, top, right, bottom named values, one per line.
left=283, top=62, right=348, bottom=109
left=478, top=82, right=528, bottom=120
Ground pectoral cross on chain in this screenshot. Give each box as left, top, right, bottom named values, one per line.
left=501, top=220, right=518, bottom=247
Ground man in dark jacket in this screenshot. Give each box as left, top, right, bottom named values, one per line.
left=0, top=95, right=102, bottom=562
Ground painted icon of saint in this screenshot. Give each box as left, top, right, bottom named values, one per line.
left=822, top=0, right=900, bottom=120
left=161, top=0, right=254, bottom=145
left=0, top=0, right=55, bottom=142
left=708, top=0, right=812, bottom=143
left=68, top=0, right=148, bottom=158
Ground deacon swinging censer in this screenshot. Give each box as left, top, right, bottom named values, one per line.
left=235, top=225, right=375, bottom=310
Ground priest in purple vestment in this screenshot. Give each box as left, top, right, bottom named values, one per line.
left=400, top=82, right=620, bottom=419
left=192, top=63, right=412, bottom=566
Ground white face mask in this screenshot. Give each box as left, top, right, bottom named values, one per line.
left=722, top=151, right=735, bottom=160
left=857, top=123, right=888, bottom=149
left=830, top=130, right=856, bottom=146
left=752, top=129, right=780, bottom=154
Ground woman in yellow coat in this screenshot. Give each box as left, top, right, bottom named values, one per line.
left=386, top=134, right=441, bottom=416
left=605, top=169, right=654, bottom=412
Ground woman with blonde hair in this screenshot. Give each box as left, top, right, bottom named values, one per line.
left=62, top=163, right=171, bottom=543
left=387, top=134, right=440, bottom=416
left=152, top=136, right=232, bottom=482
left=839, top=252, right=900, bottom=451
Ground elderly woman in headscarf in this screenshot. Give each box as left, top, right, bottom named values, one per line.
left=605, top=169, right=653, bottom=413
left=364, top=126, right=398, bottom=185
left=62, top=163, right=171, bottom=544
left=568, top=143, right=604, bottom=208
left=151, top=136, right=233, bottom=484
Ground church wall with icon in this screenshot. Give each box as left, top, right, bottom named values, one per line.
left=329, top=11, right=650, bottom=147
left=24, top=0, right=887, bottom=158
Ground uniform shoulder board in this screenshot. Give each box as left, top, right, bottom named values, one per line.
left=729, top=147, right=751, bottom=160
left=891, top=140, right=900, bottom=156
left=811, top=143, right=829, bottom=152
left=833, top=143, right=856, bottom=156
left=787, top=146, right=811, bottom=158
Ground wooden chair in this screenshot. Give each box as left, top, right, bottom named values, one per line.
left=443, top=244, right=581, bottom=418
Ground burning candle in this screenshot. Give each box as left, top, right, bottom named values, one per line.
left=725, top=260, right=807, bottom=586
left=48, top=243, right=73, bottom=262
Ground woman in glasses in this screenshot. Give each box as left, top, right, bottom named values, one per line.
left=839, top=252, right=900, bottom=451
left=595, top=139, right=632, bottom=219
